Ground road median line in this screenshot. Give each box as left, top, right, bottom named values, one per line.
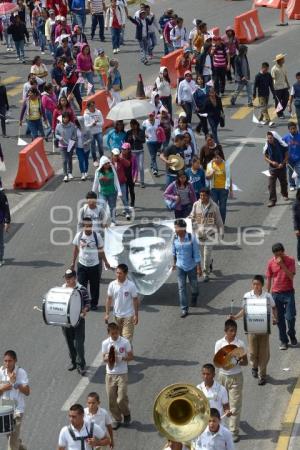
left=276, top=377, right=300, bottom=450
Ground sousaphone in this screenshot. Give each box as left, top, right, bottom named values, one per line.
left=153, top=383, right=210, bottom=447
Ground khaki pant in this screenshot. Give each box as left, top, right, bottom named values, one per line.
left=7, top=415, right=26, bottom=450
left=106, top=373, right=130, bottom=422
left=218, top=372, right=243, bottom=438
left=199, top=241, right=213, bottom=275
left=114, top=316, right=134, bottom=343
left=258, top=96, right=270, bottom=122
left=248, top=333, right=270, bottom=378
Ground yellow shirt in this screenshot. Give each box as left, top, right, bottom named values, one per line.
left=28, top=99, right=41, bottom=120
left=211, top=161, right=226, bottom=188
left=94, top=56, right=110, bottom=74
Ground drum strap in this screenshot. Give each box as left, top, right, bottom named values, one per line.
left=68, top=423, right=94, bottom=450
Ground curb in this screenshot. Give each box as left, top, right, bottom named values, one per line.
left=276, top=377, right=300, bottom=450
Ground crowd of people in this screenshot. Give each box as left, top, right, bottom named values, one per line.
left=1, top=0, right=300, bottom=449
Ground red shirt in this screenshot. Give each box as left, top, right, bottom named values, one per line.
left=266, top=255, right=295, bottom=293
left=112, top=8, right=121, bottom=29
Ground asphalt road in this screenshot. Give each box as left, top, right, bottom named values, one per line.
left=1, top=1, right=300, bottom=449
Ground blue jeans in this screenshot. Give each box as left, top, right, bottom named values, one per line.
left=147, top=141, right=160, bottom=173
left=27, top=119, right=45, bottom=139
left=208, top=117, right=220, bottom=144
left=79, top=72, right=95, bottom=95
left=73, top=11, right=86, bottom=30
left=177, top=266, right=199, bottom=312
left=60, top=147, right=73, bottom=175
left=211, top=188, right=228, bottom=224
left=138, top=37, right=149, bottom=62
left=295, top=106, right=300, bottom=130
left=233, top=81, right=252, bottom=104
left=111, top=27, right=121, bottom=50
left=148, top=31, right=157, bottom=56
left=91, top=132, right=103, bottom=160
left=133, top=150, right=144, bottom=183
left=76, top=147, right=90, bottom=173
left=99, top=192, right=117, bottom=222
left=272, top=291, right=296, bottom=344
left=14, top=39, right=25, bottom=59
left=120, top=182, right=130, bottom=213
left=39, top=31, right=46, bottom=52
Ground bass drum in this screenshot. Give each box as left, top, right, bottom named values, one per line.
left=42, top=287, right=82, bottom=327
left=0, top=405, right=14, bottom=435
left=243, top=298, right=271, bottom=334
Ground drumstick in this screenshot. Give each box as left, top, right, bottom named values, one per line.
left=221, top=408, right=236, bottom=419
left=230, top=299, right=234, bottom=315
left=33, top=306, right=42, bottom=312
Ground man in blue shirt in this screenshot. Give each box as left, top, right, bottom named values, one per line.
left=172, top=218, right=202, bottom=317
left=283, top=122, right=300, bottom=191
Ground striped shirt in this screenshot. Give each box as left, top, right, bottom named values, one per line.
left=88, top=0, right=105, bottom=14
left=213, top=46, right=228, bottom=68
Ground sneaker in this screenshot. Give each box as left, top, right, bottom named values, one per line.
left=63, top=175, right=68, bottom=182
left=283, top=196, right=289, bottom=201
left=290, top=337, right=298, bottom=347
left=181, top=310, right=188, bottom=318
left=248, top=102, right=253, bottom=107
left=268, top=201, right=275, bottom=207
left=141, top=182, right=145, bottom=188
left=93, top=161, right=99, bottom=167
left=84, top=173, right=88, bottom=180
left=112, top=421, right=121, bottom=430
left=90, top=305, right=98, bottom=311
left=258, top=377, right=266, bottom=386
left=153, top=170, right=158, bottom=177
left=144, top=59, right=149, bottom=65
left=81, top=174, right=86, bottom=180
left=259, top=120, right=266, bottom=125
left=22, top=59, right=26, bottom=64
left=16, top=57, right=20, bottom=61
left=41, top=51, right=45, bottom=54
left=290, top=186, right=296, bottom=191
left=279, top=342, right=288, bottom=350
left=0, top=260, right=4, bottom=267
left=68, top=173, right=74, bottom=180
left=233, top=436, right=240, bottom=443
left=230, top=97, right=236, bottom=106
left=67, top=363, right=77, bottom=371
left=126, top=213, right=130, bottom=221
left=268, top=121, right=275, bottom=127
left=203, top=274, right=209, bottom=282
left=251, top=368, right=258, bottom=378
left=77, top=367, right=87, bottom=376
left=123, top=414, right=131, bottom=426
left=113, top=49, right=117, bottom=54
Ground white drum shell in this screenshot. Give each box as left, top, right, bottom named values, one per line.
left=244, top=298, right=271, bottom=334
left=0, top=405, right=14, bottom=435
left=42, top=287, right=81, bottom=327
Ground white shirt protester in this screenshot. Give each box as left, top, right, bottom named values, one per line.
left=102, top=336, right=132, bottom=375
left=0, top=365, right=29, bottom=414
left=58, top=421, right=106, bottom=450
left=191, top=424, right=235, bottom=450
left=107, top=278, right=138, bottom=318
left=197, top=380, right=229, bottom=416
left=73, top=231, right=103, bottom=267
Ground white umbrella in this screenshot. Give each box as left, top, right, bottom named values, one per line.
left=106, top=99, right=155, bottom=121
left=55, top=34, right=70, bottom=44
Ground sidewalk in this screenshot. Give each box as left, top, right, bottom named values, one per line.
left=277, top=377, right=300, bottom=450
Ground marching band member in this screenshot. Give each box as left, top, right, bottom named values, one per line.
left=0, top=350, right=30, bottom=450
left=57, top=403, right=109, bottom=450
left=230, top=275, right=278, bottom=385
left=191, top=408, right=234, bottom=450
left=105, top=264, right=139, bottom=343
left=62, top=269, right=90, bottom=376
left=197, top=363, right=230, bottom=417
left=214, top=319, right=248, bottom=443
left=84, top=392, right=114, bottom=449
left=102, top=322, right=133, bottom=430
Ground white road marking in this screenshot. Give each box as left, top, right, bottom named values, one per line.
left=261, top=203, right=290, bottom=236
left=144, top=168, right=155, bottom=185
left=225, top=138, right=266, bottom=143
left=227, top=144, right=244, bottom=165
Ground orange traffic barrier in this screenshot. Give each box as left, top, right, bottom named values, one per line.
left=286, top=0, right=300, bottom=18
left=81, top=89, right=113, bottom=130
left=160, top=49, right=183, bottom=88
left=254, top=0, right=282, bottom=7
left=14, top=137, right=54, bottom=189
left=234, top=9, right=264, bottom=43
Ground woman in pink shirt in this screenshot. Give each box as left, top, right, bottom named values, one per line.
left=42, top=83, right=57, bottom=138
left=76, top=43, right=95, bottom=95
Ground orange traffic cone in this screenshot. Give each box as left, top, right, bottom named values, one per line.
left=136, top=74, right=146, bottom=99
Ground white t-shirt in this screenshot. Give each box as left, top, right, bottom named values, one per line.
left=73, top=231, right=103, bottom=267
left=0, top=366, right=29, bottom=414
left=203, top=54, right=212, bottom=76
left=197, top=381, right=228, bottom=415
left=214, top=336, right=246, bottom=376
left=58, top=421, right=106, bottom=449
left=142, top=118, right=160, bottom=142
left=107, top=278, right=138, bottom=318
left=102, top=336, right=131, bottom=375
left=192, top=424, right=234, bottom=450
left=84, top=407, right=112, bottom=430
left=78, top=204, right=107, bottom=233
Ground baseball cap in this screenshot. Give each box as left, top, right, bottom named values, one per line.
left=111, top=148, right=120, bottom=155
left=64, top=269, right=76, bottom=279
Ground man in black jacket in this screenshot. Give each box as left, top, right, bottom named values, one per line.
left=7, top=14, right=29, bottom=63
left=0, top=78, right=9, bottom=137
left=230, top=45, right=252, bottom=107
left=127, top=10, right=154, bottom=65
left=0, top=172, right=11, bottom=266
left=253, top=62, right=275, bottom=127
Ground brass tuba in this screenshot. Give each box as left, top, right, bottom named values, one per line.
left=153, top=383, right=210, bottom=448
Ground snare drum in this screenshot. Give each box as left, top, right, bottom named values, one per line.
left=42, top=287, right=82, bottom=327
left=0, top=405, right=14, bottom=435
left=244, top=298, right=271, bottom=334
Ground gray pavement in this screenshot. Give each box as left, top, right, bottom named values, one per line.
left=1, top=1, right=300, bottom=449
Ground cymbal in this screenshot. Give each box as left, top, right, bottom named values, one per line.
left=213, top=344, right=237, bottom=370
left=167, top=154, right=184, bottom=171
left=230, top=347, right=246, bottom=360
